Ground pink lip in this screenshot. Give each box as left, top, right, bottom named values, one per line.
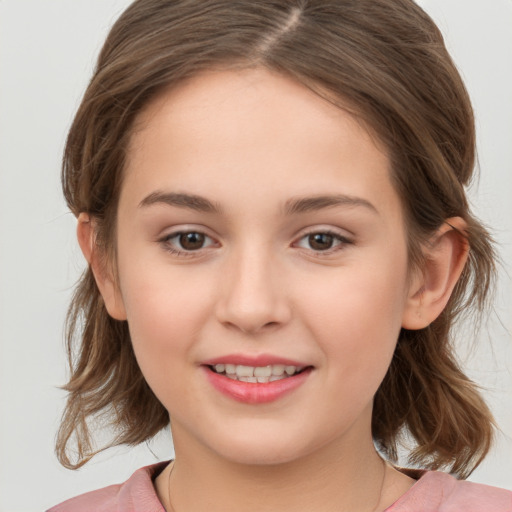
left=202, top=365, right=313, bottom=405
left=202, top=354, right=308, bottom=367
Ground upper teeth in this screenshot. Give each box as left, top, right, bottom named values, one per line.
left=213, top=364, right=302, bottom=383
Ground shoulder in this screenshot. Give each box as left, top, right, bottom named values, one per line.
left=46, top=461, right=168, bottom=512
left=388, top=470, right=512, bottom=512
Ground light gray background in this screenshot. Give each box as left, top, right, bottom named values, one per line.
left=0, top=1, right=511, bottom=510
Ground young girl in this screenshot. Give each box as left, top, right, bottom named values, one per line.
left=48, top=1, right=511, bottom=511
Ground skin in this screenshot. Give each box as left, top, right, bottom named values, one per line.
left=79, top=68, right=468, bottom=512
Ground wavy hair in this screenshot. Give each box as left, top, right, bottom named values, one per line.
left=56, top=0, right=496, bottom=477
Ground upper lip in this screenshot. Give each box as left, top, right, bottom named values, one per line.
left=201, top=354, right=310, bottom=368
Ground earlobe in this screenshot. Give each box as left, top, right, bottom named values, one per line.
left=77, top=213, right=127, bottom=321
left=402, top=217, right=469, bottom=330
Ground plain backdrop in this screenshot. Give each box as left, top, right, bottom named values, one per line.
left=0, top=1, right=511, bottom=510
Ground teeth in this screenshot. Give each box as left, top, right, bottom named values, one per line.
left=253, top=366, right=272, bottom=378
left=236, top=365, right=254, bottom=377
left=272, top=364, right=285, bottom=376
left=211, top=363, right=304, bottom=382
left=285, top=365, right=297, bottom=375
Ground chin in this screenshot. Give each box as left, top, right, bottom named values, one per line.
left=205, top=426, right=325, bottom=467
left=225, top=448, right=299, bottom=466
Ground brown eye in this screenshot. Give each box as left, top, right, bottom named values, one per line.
left=308, top=233, right=335, bottom=251
left=178, top=232, right=206, bottom=250
left=161, top=230, right=216, bottom=255
left=295, top=230, right=352, bottom=254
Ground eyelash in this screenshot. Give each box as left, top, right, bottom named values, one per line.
left=159, top=231, right=217, bottom=258
left=294, top=230, right=353, bottom=256
left=159, top=229, right=353, bottom=258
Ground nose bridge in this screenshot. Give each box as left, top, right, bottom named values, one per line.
left=216, top=239, right=290, bottom=333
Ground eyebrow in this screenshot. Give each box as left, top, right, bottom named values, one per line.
left=139, top=191, right=222, bottom=213
left=138, top=191, right=378, bottom=216
left=283, top=194, right=379, bottom=216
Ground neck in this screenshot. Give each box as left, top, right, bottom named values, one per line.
left=156, top=423, right=393, bottom=512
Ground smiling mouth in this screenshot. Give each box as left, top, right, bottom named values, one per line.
left=208, top=364, right=307, bottom=383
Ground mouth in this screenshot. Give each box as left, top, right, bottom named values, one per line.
left=202, top=355, right=313, bottom=403
left=207, top=363, right=307, bottom=384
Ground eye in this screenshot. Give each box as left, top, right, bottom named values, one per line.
left=161, top=230, right=216, bottom=254
left=295, top=231, right=352, bottom=253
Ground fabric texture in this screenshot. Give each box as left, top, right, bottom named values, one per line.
left=47, top=462, right=512, bottom=512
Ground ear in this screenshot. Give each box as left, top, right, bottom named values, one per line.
left=77, top=213, right=127, bottom=321
left=402, top=217, right=469, bottom=330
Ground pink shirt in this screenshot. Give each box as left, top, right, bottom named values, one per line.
left=47, top=462, right=512, bottom=512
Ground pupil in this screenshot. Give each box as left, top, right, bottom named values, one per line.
left=179, top=232, right=205, bottom=250
left=309, top=233, right=333, bottom=250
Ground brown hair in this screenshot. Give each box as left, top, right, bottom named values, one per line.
left=57, top=0, right=496, bottom=477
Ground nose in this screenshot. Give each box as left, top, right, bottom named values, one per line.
left=215, top=246, right=292, bottom=334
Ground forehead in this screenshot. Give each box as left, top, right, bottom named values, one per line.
left=130, top=66, right=386, bottom=157
left=123, top=68, right=402, bottom=224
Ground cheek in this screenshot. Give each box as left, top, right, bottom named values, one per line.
left=118, top=274, right=213, bottom=411
left=313, top=280, right=405, bottom=431
left=299, top=255, right=409, bottom=379
left=116, top=260, right=213, bottom=376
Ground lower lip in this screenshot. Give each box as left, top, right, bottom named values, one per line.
left=203, top=366, right=312, bottom=404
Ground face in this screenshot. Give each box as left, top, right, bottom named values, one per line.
left=108, top=68, right=417, bottom=465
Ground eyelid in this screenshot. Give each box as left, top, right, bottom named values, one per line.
left=156, top=224, right=354, bottom=258
left=158, top=226, right=219, bottom=257
left=293, top=227, right=354, bottom=255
